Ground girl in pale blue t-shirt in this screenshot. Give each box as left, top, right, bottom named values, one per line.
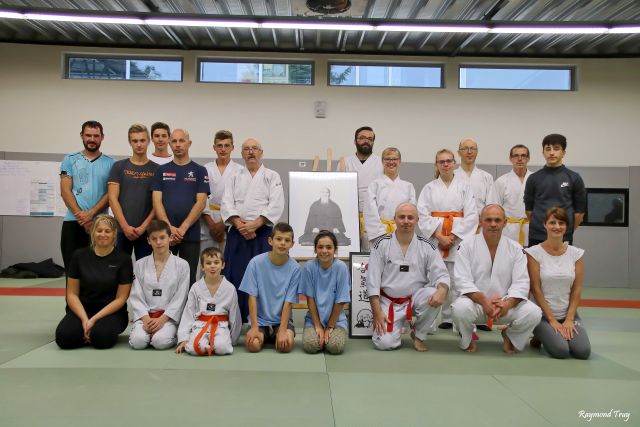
left=299, top=230, right=351, bottom=354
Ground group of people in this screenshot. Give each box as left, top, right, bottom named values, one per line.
left=54, top=120, right=590, bottom=359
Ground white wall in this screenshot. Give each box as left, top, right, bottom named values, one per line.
left=0, top=42, right=639, bottom=166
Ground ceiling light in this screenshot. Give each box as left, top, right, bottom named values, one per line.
left=609, top=26, right=640, bottom=34
left=0, top=10, right=23, bottom=19
left=146, top=18, right=260, bottom=28
left=490, top=26, right=608, bottom=35
left=262, top=22, right=375, bottom=31
left=377, top=24, right=489, bottom=33
left=25, top=13, right=144, bottom=25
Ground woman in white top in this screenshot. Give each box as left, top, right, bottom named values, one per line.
left=525, top=207, right=590, bottom=359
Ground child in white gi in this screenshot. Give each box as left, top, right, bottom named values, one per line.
left=300, top=230, right=351, bottom=355
left=240, top=222, right=301, bottom=353
left=128, top=220, right=190, bottom=350
left=176, top=247, right=241, bottom=355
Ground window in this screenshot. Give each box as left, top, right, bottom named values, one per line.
left=198, top=60, right=313, bottom=85
left=459, top=65, right=574, bottom=91
left=65, top=55, right=182, bottom=81
left=328, top=63, right=443, bottom=88
left=583, top=188, right=629, bottom=227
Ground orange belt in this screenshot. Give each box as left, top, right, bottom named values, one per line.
left=506, top=217, right=530, bottom=246
left=381, top=290, right=412, bottom=333
left=193, top=314, right=229, bottom=356
left=431, top=211, right=463, bottom=258
left=149, top=310, right=165, bottom=319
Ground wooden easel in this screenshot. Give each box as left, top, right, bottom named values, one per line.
left=311, top=148, right=346, bottom=172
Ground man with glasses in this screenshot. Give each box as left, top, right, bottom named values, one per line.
left=487, top=144, right=532, bottom=246
left=152, top=128, right=209, bottom=286
left=200, top=130, right=242, bottom=254
left=456, top=138, right=494, bottom=214
left=222, top=138, right=285, bottom=322
left=345, top=126, right=383, bottom=251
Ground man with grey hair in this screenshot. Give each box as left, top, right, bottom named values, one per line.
left=452, top=204, right=541, bottom=353
left=222, top=138, right=285, bottom=322
left=152, top=128, right=209, bottom=285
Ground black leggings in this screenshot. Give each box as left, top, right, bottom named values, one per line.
left=60, top=221, right=90, bottom=274
left=55, top=307, right=128, bottom=350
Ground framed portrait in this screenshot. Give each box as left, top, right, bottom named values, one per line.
left=349, top=252, right=373, bottom=338
left=583, top=188, right=629, bottom=227
left=288, top=171, right=360, bottom=258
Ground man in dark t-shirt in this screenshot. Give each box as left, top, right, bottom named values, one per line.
left=524, top=134, right=586, bottom=246
left=152, top=128, right=209, bottom=285
left=108, top=124, right=158, bottom=260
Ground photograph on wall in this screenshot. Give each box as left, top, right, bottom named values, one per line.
left=288, top=171, right=360, bottom=258
left=349, top=253, right=372, bottom=338
left=583, top=188, right=629, bottom=227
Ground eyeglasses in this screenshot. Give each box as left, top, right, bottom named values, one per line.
left=459, top=147, right=477, bottom=153
left=437, top=159, right=455, bottom=165
left=383, top=157, right=400, bottom=162
left=356, top=136, right=374, bottom=142
left=242, top=146, right=261, bottom=152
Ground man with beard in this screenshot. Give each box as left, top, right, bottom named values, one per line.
left=222, top=139, right=284, bottom=322
left=60, top=120, right=115, bottom=272
left=298, top=187, right=350, bottom=246
left=345, top=126, right=383, bottom=251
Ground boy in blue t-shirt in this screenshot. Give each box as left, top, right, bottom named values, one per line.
left=239, top=222, right=300, bottom=353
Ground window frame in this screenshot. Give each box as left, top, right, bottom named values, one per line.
left=327, top=61, right=445, bottom=89
left=63, top=53, right=184, bottom=82
left=197, top=58, right=315, bottom=86
left=458, top=64, right=576, bottom=91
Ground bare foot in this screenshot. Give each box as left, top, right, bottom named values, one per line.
left=502, top=330, right=515, bottom=354
left=464, top=340, right=477, bottom=353
left=411, top=333, right=428, bottom=352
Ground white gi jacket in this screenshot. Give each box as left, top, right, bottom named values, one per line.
left=456, top=167, right=494, bottom=213
left=417, top=173, right=478, bottom=262
left=366, top=233, right=450, bottom=299
left=221, top=164, right=284, bottom=226
left=454, top=234, right=530, bottom=300
left=487, top=169, right=532, bottom=245
left=363, top=175, right=416, bottom=240
left=200, top=160, right=243, bottom=239
left=345, top=154, right=384, bottom=212
left=129, top=254, right=190, bottom=322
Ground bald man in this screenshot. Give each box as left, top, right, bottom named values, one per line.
left=152, top=128, right=209, bottom=285
left=456, top=138, right=494, bottom=214
left=221, top=138, right=285, bottom=322
left=452, top=205, right=541, bottom=353
left=366, top=203, right=450, bottom=352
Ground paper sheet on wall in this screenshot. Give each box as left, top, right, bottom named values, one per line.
left=0, top=160, right=66, bottom=216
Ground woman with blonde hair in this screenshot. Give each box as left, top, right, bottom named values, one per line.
left=417, top=149, right=478, bottom=329
left=55, top=214, right=133, bottom=349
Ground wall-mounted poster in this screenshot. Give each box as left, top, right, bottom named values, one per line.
left=349, top=252, right=373, bottom=338
left=288, top=171, right=360, bottom=258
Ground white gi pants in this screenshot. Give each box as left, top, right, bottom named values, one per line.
left=129, top=320, right=178, bottom=350
left=372, top=287, right=440, bottom=351
left=440, top=262, right=457, bottom=324
left=452, top=296, right=542, bottom=351
left=185, top=320, right=233, bottom=356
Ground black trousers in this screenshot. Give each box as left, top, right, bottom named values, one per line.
left=55, top=306, right=128, bottom=350
left=170, top=240, right=200, bottom=286
left=60, top=221, right=90, bottom=273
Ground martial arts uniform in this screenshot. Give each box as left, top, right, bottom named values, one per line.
left=148, top=153, right=173, bottom=165
left=417, top=173, right=478, bottom=323
left=177, top=277, right=241, bottom=356
left=128, top=254, right=190, bottom=350
left=452, top=234, right=542, bottom=351
left=345, top=154, right=383, bottom=250
left=363, top=175, right=416, bottom=241
left=366, top=233, right=450, bottom=350
left=526, top=244, right=590, bottom=359
left=221, top=164, right=285, bottom=321
left=456, top=166, right=494, bottom=214
left=200, top=160, right=243, bottom=253
left=487, top=169, right=532, bottom=246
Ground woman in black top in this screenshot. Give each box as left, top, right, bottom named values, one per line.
left=55, top=215, right=133, bottom=349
